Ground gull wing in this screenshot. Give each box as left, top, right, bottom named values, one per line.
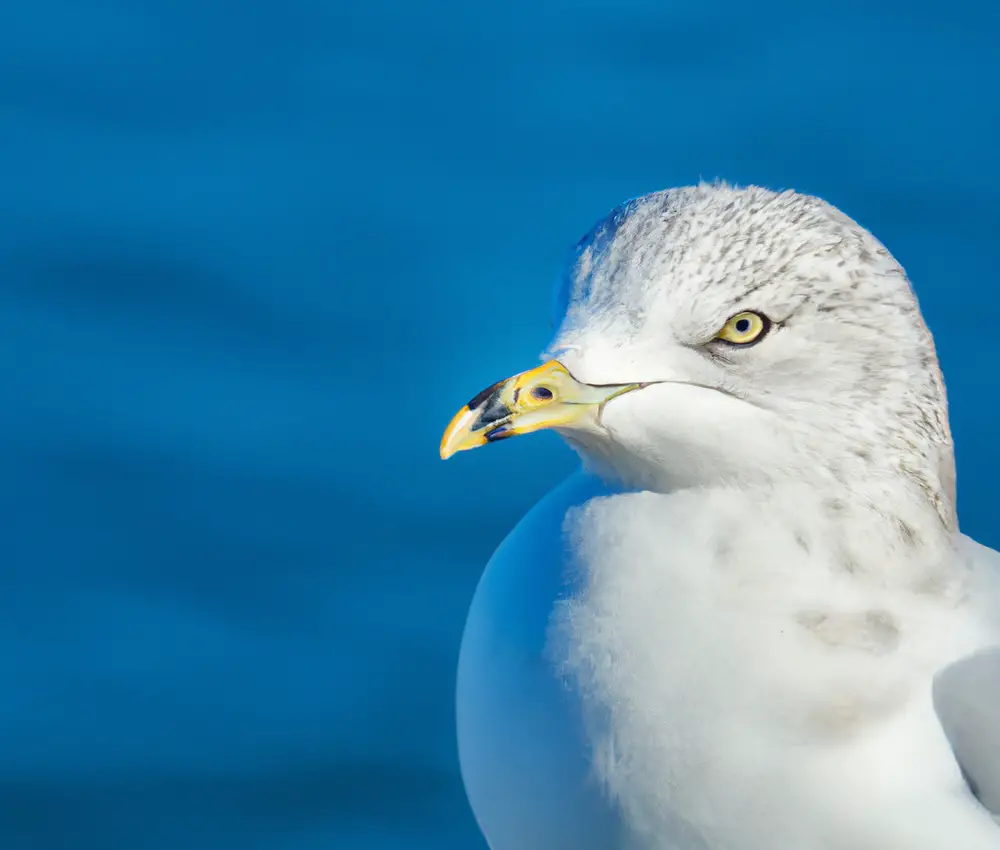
left=933, top=646, right=1000, bottom=814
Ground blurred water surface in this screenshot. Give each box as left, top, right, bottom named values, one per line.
left=0, top=1, right=998, bottom=848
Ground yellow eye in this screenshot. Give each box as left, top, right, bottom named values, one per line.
left=716, top=311, right=769, bottom=346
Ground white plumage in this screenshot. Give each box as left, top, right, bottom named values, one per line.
left=454, top=184, right=1000, bottom=849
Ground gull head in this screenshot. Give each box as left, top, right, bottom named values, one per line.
left=441, top=184, right=956, bottom=529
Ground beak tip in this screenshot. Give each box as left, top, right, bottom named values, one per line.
left=440, top=405, right=475, bottom=460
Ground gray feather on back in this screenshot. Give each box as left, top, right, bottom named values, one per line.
left=934, top=646, right=1000, bottom=814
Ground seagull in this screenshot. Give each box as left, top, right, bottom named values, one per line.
left=439, top=183, right=1000, bottom=850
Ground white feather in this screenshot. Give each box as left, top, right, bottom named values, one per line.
left=456, top=183, right=1000, bottom=849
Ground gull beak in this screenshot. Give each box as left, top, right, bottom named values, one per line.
left=440, top=360, right=643, bottom=460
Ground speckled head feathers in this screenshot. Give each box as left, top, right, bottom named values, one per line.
left=547, top=183, right=956, bottom=529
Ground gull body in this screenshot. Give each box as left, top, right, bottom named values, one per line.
left=444, top=185, right=1000, bottom=850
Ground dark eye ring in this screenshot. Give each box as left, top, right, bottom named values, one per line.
left=714, top=311, right=772, bottom=347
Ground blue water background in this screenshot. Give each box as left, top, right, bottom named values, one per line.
left=1, top=1, right=998, bottom=848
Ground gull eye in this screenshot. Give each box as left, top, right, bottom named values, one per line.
left=715, top=311, right=770, bottom=346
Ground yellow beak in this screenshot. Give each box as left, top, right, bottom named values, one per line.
left=440, top=360, right=643, bottom=460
